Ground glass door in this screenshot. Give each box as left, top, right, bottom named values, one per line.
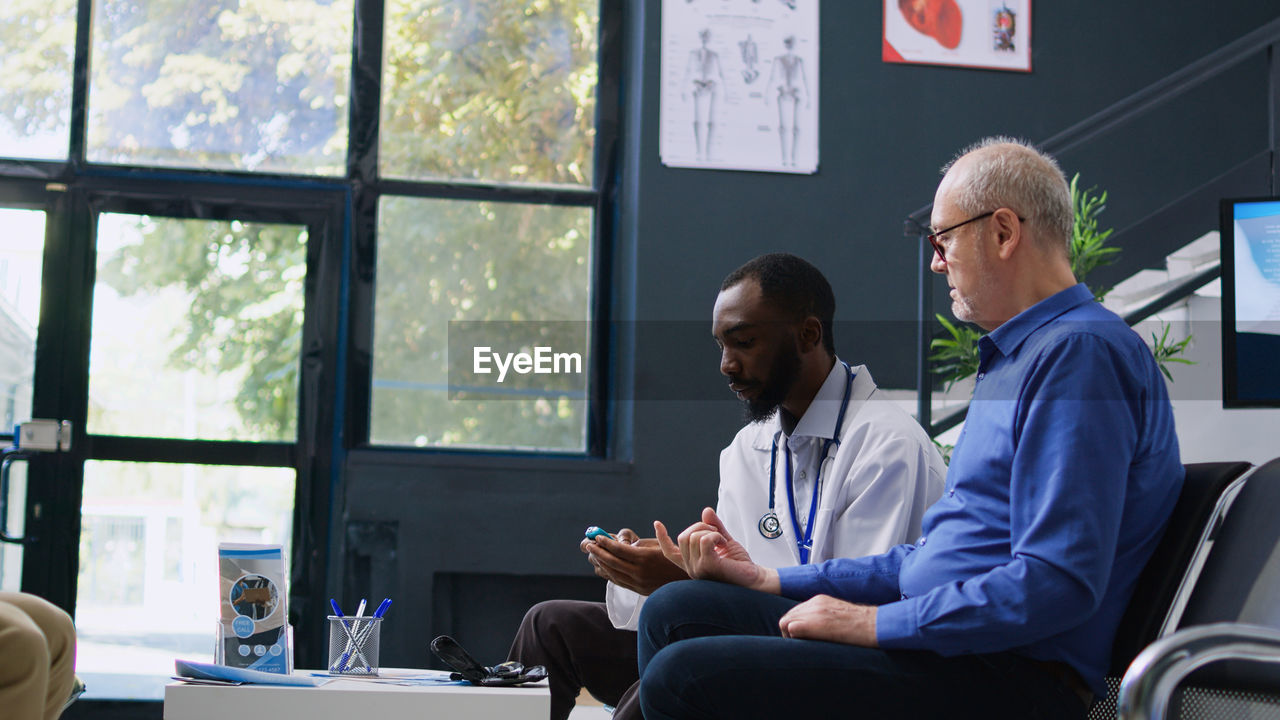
left=0, top=205, right=49, bottom=592
left=0, top=180, right=342, bottom=705
left=71, top=210, right=307, bottom=699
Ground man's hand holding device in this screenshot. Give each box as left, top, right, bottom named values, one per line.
left=582, top=525, right=690, bottom=596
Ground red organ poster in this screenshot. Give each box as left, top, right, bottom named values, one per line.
left=883, top=0, right=1031, bottom=72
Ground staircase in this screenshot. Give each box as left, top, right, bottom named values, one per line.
left=1101, top=232, right=1220, bottom=318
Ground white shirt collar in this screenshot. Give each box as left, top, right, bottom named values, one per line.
left=788, top=358, right=849, bottom=441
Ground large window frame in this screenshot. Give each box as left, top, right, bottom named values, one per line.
left=2, top=0, right=620, bottom=457
left=347, top=0, right=620, bottom=458
left=0, top=0, right=621, bottom=684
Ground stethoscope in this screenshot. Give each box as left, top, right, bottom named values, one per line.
left=758, top=361, right=854, bottom=565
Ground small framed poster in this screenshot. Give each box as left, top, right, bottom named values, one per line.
left=883, top=0, right=1031, bottom=73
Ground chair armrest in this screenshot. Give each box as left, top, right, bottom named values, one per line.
left=1117, top=622, right=1280, bottom=720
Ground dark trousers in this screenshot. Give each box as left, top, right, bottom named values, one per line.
left=508, top=599, right=643, bottom=720
left=637, top=580, right=1089, bottom=720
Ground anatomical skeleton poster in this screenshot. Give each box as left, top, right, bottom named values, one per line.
left=660, top=0, right=819, bottom=174
left=883, top=0, right=1031, bottom=72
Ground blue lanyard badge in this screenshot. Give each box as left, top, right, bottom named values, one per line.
left=757, top=362, right=854, bottom=564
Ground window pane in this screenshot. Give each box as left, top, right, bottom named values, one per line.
left=88, top=0, right=352, bottom=174
left=0, top=208, right=44, bottom=591
left=0, top=0, right=75, bottom=160
left=380, top=0, right=598, bottom=186
left=90, top=214, right=305, bottom=442
left=0, top=209, right=45, bottom=432
left=76, top=460, right=294, bottom=700
left=372, top=197, right=592, bottom=451
left=0, top=461, right=26, bottom=592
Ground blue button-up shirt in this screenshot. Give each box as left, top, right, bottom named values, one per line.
left=777, top=284, right=1182, bottom=696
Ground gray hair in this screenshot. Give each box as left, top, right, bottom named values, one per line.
left=941, top=136, right=1073, bottom=255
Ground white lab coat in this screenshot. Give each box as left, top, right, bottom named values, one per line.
left=606, top=362, right=947, bottom=629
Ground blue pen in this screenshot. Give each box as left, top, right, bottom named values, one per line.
left=355, top=599, right=391, bottom=644
left=337, top=599, right=367, bottom=671
left=349, top=598, right=386, bottom=672
left=329, top=599, right=352, bottom=671
left=348, top=598, right=393, bottom=662
left=329, top=599, right=369, bottom=672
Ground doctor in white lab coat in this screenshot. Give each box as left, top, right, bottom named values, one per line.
left=508, top=253, right=945, bottom=720
left=607, top=360, right=945, bottom=629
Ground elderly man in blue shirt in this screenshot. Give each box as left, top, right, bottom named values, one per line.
left=635, top=137, right=1183, bottom=720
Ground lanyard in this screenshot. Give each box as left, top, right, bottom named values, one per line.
left=762, top=362, right=854, bottom=564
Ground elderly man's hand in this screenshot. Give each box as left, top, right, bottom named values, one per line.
left=779, top=595, right=878, bottom=647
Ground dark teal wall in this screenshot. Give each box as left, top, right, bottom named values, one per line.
left=344, top=1, right=1280, bottom=669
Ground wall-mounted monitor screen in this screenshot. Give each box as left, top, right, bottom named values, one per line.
left=1221, top=197, right=1280, bottom=407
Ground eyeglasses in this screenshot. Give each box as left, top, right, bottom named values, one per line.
left=925, top=211, right=995, bottom=262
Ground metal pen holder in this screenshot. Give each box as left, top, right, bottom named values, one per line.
left=327, top=615, right=381, bottom=675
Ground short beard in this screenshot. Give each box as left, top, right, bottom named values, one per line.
left=741, top=340, right=803, bottom=423
left=951, top=249, right=994, bottom=325
left=952, top=295, right=981, bottom=324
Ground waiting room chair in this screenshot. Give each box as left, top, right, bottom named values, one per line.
left=1087, top=461, right=1254, bottom=718
left=1119, top=623, right=1280, bottom=719
left=1116, top=456, right=1280, bottom=719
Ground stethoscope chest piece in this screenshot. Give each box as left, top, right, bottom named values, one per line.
left=758, top=362, right=856, bottom=563
left=758, top=511, right=783, bottom=539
